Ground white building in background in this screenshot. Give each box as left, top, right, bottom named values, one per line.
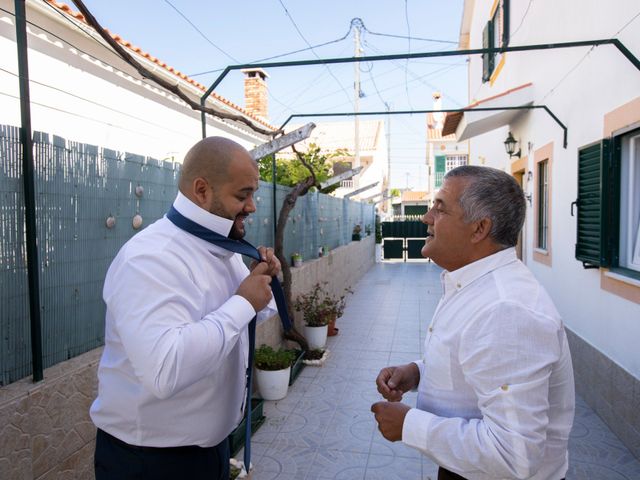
left=426, top=92, right=469, bottom=202
left=445, top=0, right=640, bottom=458
left=0, top=0, right=274, bottom=159
left=283, top=119, right=389, bottom=204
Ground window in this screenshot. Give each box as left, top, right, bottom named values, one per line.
left=482, top=0, right=510, bottom=83
left=575, top=127, right=640, bottom=279
left=537, top=160, right=549, bottom=250
left=619, top=129, right=640, bottom=272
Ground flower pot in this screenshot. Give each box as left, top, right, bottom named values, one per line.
left=255, top=366, right=291, bottom=401
left=292, top=256, right=302, bottom=267
left=304, top=324, right=328, bottom=349
left=327, top=315, right=339, bottom=336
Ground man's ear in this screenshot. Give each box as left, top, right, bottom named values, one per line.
left=192, top=177, right=210, bottom=208
left=470, top=217, right=492, bottom=244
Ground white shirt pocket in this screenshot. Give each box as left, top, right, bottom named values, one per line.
left=425, top=337, right=454, bottom=391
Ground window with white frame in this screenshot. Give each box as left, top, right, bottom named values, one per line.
left=537, top=160, right=549, bottom=250
left=619, top=130, right=640, bottom=272
left=575, top=126, right=640, bottom=278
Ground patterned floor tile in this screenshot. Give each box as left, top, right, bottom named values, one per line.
left=251, top=262, right=640, bottom=479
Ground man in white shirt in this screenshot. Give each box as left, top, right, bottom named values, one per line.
left=90, top=137, right=279, bottom=480
left=371, top=166, right=574, bottom=480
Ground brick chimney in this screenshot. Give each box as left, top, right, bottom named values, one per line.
left=242, top=68, right=269, bottom=121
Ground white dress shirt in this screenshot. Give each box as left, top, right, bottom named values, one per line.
left=90, top=192, right=276, bottom=447
left=403, top=248, right=575, bottom=480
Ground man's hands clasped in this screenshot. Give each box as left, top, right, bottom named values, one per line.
left=371, top=363, right=420, bottom=442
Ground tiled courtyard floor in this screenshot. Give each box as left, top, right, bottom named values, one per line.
left=239, top=261, right=640, bottom=479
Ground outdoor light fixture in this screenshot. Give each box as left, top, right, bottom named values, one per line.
left=504, top=131, right=521, bottom=158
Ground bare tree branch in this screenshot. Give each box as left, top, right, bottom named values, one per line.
left=70, top=0, right=279, bottom=137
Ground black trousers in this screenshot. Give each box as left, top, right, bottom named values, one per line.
left=438, top=467, right=565, bottom=480
left=94, top=428, right=230, bottom=480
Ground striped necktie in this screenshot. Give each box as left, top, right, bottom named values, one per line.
left=166, top=205, right=292, bottom=472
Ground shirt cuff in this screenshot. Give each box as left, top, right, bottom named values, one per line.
left=221, top=294, right=257, bottom=327
left=402, top=407, right=434, bottom=451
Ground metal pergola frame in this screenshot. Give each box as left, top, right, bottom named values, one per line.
left=199, top=38, right=640, bottom=141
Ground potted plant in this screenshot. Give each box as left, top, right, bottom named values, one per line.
left=254, top=345, right=295, bottom=401
left=302, top=348, right=330, bottom=366
left=294, top=283, right=352, bottom=346
left=291, top=252, right=303, bottom=267
left=352, top=224, right=362, bottom=241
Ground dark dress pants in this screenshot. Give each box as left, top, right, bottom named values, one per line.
left=95, top=428, right=230, bottom=480
left=438, top=467, right=565, bottom=480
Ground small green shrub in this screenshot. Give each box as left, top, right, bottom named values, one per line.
left=254, top=345, right=295, bottom=371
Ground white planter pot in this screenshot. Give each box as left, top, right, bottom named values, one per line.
left=375, top=243, right=382, bottom=263
left=255, top=366, right=291, bottom=401
left=304, top=325, right=328, bottom=349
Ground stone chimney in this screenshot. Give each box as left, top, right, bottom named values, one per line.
left=242, top=68, right=269, bottom=121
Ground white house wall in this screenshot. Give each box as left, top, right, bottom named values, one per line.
left=465, top=0, right=640, bottom=376
left=0, top=0, right=269, bottom=161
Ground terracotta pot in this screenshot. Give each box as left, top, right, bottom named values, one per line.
left=327, top=315, right=339, bottom=336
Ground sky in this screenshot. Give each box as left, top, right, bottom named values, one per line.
left=81, top=0, right=468, bottom=190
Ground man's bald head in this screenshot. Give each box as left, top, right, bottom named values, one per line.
left=178, top=136, right=253, bottom=194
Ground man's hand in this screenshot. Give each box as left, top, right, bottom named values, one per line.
left=371, top=401, right=411, bottom=442
left=236, top=262, right=272, bottom=311
left=250, top=247, right=281, bottom=277
left=376, top=363, right=420, bottom=402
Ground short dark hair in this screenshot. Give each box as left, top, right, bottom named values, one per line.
left=444, top=165, right=526, bottom=248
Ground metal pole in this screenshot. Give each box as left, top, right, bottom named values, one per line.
left=353, top=19, right=362, bottom=189
left=272, top=155, right=277, bottom=243
left=14, top=0, right=43, bottom=382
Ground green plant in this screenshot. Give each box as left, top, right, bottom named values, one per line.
left=303, top=348, right=325, bottom=361
left=254, top=345, right=295, bottom=371
left=294, top=282, right=352, bottom=327
left=375, top=215, right=382, bottom=244
left=292, top=252, right=302, bottom=260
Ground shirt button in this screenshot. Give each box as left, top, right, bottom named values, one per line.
left=501, top=384, right=509, bottom=391
left=456, top=283, right=462, bottom=288
left=428, top=327, right=433, bottom=332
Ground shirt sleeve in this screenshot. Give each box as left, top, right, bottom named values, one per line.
left=402, top=301, right=562, bottom=479
left=104, top=252, right=257, bottom=400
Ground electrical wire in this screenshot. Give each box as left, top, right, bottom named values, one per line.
left=188, top=29, right=353, bottom=77
left=163, top=0, right=239, bottom=63
left=404, top=0, right=413, bottom=110
left=276, top=0, right=354, bottom=108
left=0, top=66, right=194, bottom=137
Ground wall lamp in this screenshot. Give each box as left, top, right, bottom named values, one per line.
left=504, top=131, right=521, bottom=158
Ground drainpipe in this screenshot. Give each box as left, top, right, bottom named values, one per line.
left=14, top=0, right=43, bottom=382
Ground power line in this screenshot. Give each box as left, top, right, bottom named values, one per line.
left=189, top=30, right=352, bottom=77
left=163, top=0, right=239, bottom=63
left=276, top=0, right=354, bottom=108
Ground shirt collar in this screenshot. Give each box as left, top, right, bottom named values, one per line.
left=171, top=192, right=235, bottom=257
left=441, top=247, right=519, bottom=294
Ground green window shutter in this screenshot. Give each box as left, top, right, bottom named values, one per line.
left=575, top=140, right=611, bottom=267
left=482, top=21, right=494, bottom=83
left=434, top=155, right=446, bottom=188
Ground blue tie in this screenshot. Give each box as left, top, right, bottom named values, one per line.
left=166, top=205, right=292, bottom=472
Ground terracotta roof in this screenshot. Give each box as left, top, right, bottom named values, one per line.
left=426, top=112, right=457, bottom=140
left=402, top=191, right=429, bottom=202
left=45, top=0, right=276, bottom=131
left=441, top=83, right=533, bottom=136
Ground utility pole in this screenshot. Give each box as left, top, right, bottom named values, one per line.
left=385, top=102, right=391, bottom=215
left=352, top=18, right=363, bottom=190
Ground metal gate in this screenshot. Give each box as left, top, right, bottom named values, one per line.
left=381, top=221, right=428, bottom=261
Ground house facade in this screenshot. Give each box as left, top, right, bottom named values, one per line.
left=284, top=119, right=389, bottom=204
left=426, top=92, right=469, bottom=202
left=444, top=0, right=640, bottom=457
left=0, top=0, right=274, bottom=159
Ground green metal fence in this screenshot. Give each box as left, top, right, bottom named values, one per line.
left=0, top=125, right=374, bottom=385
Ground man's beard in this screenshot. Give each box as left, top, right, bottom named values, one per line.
left=229, top=214, right=247, bottom=239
